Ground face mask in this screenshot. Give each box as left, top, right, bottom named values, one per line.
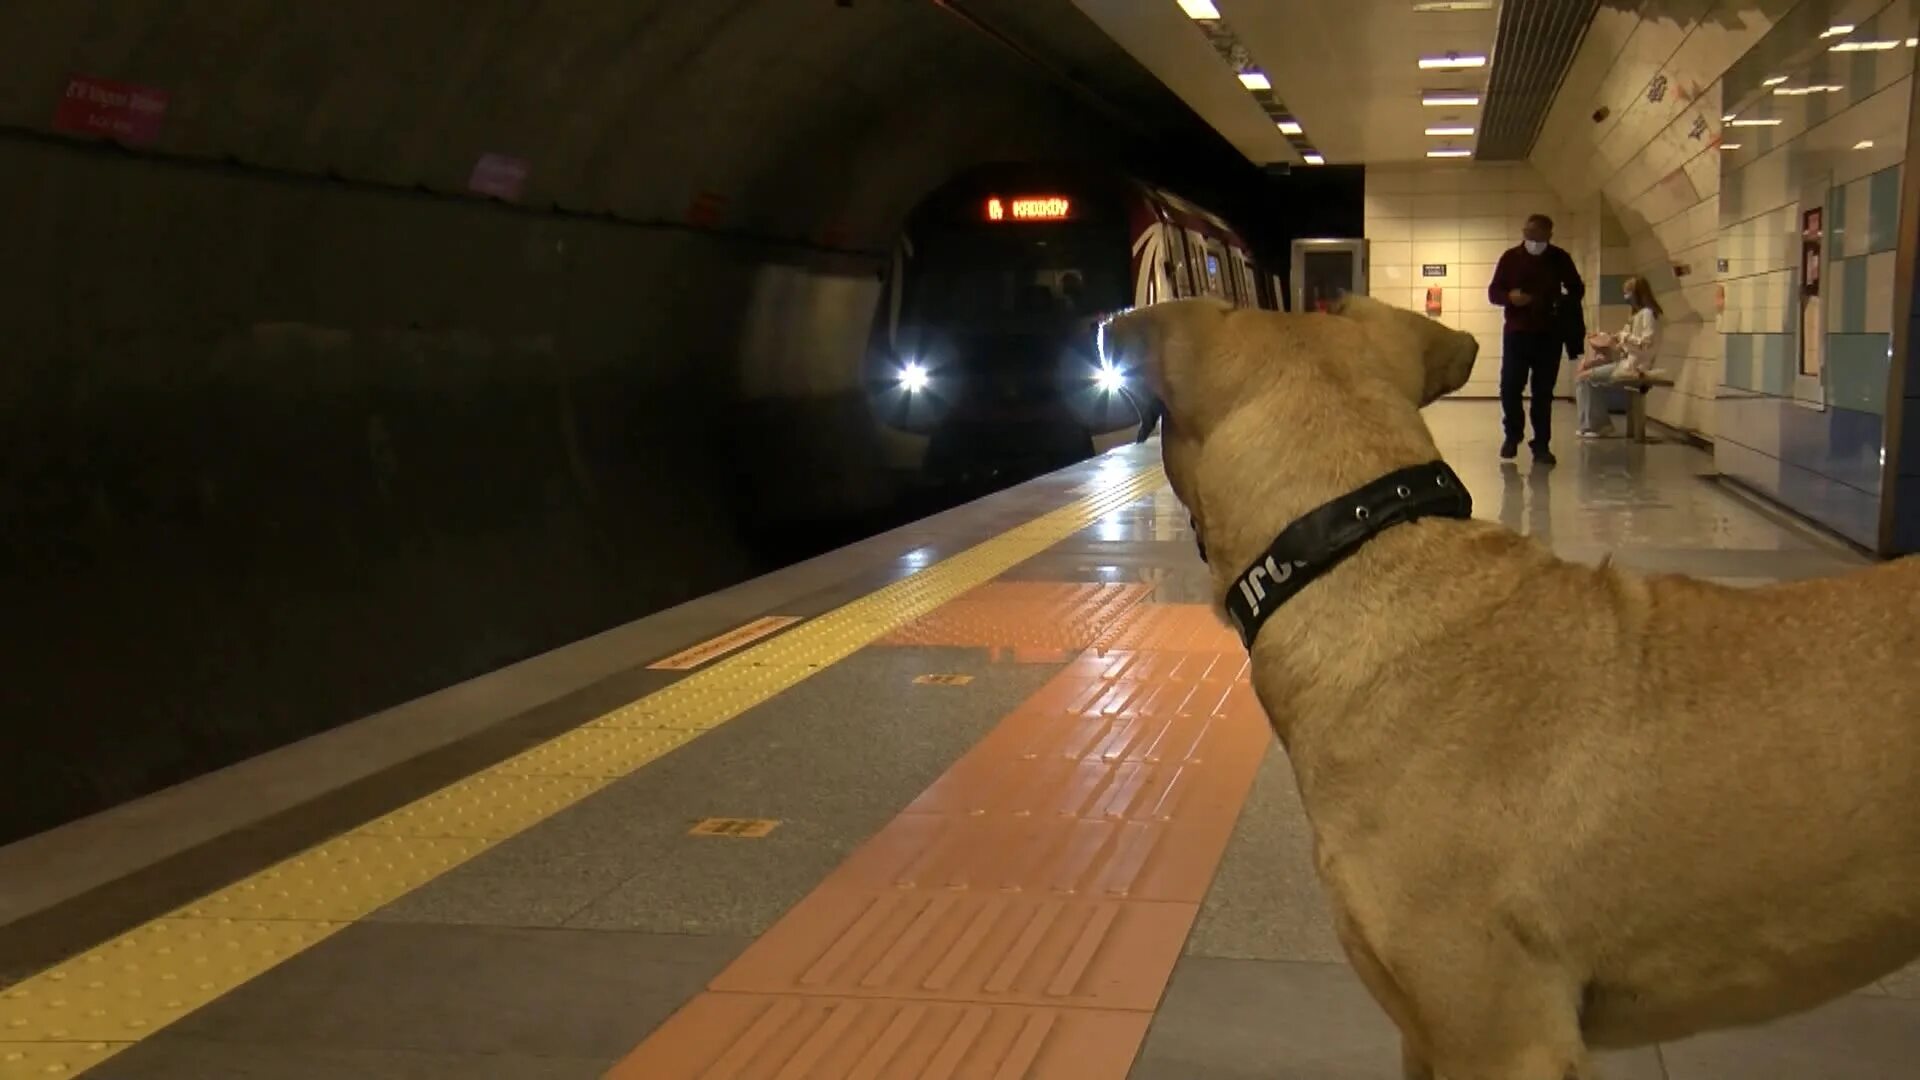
left=1523, top=239, right=1547, bottom=255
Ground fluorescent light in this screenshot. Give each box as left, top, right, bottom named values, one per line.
left=1427, top=148, right=1472, bottom=158
left=1176, top=0, right=1221, bottom=17
left=1820, top=24, right=1856, bottom=38
left=1412, top=1, right=1494, bottom=10
left=1763, top=75, right=1789, bottom=86
left=1277, top=120, right=1303, bottom=134
left=1774, top=84, right=1844, bottom=95
left=1302, top=151, right=1325, bottom=165
left=1728, top=117, right=1783, bottom=126
left=1855, top=139, right=1876, bottom=149
left=1419, top=53, right=1487, bottom=69
left=1719, top=143, right=1742, bottom=150
left=1831, top=39, right=1901, bottom=51
left=1722, top=113, right=1736, bottom=120
left=1238, top=71, right=1271, bottom=90
left=1425, top=125, right=1475, bottom=135
left=1909, top=37, right=1918, bottom=46
left=1423, top=91, right=1480, bottom=106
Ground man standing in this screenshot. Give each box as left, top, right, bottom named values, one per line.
left=1487, top=213, right=1584, bottom=464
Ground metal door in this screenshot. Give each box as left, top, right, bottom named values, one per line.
left=1290, top=238, right=1368, bottom=313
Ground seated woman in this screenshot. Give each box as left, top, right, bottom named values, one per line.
left=1575, top=275, right=1662, bottom=437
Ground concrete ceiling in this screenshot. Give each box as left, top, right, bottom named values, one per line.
left=1069, top=0, right=1508, bottom=165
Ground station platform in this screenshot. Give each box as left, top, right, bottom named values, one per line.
left=2, top=401, right=1914, bottom=1080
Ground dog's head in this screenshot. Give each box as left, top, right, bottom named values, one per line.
left=1102, top=296, right=1469, bottom=575
left=1325, top=292, right=1479, bottom=405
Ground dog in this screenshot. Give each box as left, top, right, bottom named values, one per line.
left=1101, top=294, right=1920, bottom=1079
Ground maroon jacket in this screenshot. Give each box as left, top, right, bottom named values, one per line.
left=1488, top=243, right=1583, bottom=335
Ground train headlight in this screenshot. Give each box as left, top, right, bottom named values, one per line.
left=897, top=361, right=930, bottom=393
left=1093, top=362, right=1126, bottom=393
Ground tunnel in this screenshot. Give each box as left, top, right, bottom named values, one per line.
left=0, top=1, right=1365, bottom=844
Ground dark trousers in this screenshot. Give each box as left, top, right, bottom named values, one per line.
left=1500, top=330, right=1562, bottom=447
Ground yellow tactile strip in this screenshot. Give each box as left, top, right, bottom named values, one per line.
left=0, top=463, right=1165, bottom=1080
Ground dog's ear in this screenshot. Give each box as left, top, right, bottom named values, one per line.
left=1327, top=293, right=1478, bottom=405
left=1100, top=299, right=1230, bottom=440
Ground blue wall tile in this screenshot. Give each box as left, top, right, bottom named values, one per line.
left=1775, top=456, right=1882, bottom=547
left=1867, top=166, right=1901, bottom=254
left=1838, top=255, right=1868, bottom=333
left=1718, top=394, right=1784, bottom=457
left=1723, top=333, right=1755, bottom=389
left=1826, top=332, right=1892, bottom=414
left=1759, top=333, right=1793, bottom=395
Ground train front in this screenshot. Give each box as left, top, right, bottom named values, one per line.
left=870, top=168, right=1146, bottom=488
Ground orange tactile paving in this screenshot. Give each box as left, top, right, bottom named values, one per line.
left=709, top=889, right=1196, bottom=1009
left=878, top=582, right=1152, bottom=652
left=1089, top=602, right=1240, bottom=653
left=609, top=605, right=1270, bottom=1079
left=610, top=995, right=1151, bottom=1080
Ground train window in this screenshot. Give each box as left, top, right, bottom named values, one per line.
left=1164, top=226, right=1191, bottom=297
left=903, top=229, right=1125, bottom=328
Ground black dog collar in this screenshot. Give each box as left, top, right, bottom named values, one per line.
left=1217, top=460, right=1472, bottom=650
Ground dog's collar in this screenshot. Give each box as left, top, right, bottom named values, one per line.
left=1211, top=460, right=1472, bottom=650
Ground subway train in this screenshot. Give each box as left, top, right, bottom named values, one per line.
left=868, top=162, right=1279, bottom=485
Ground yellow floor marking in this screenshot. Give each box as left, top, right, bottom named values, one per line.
left=688, top=818, right=782, bottom=838
left=0, top=463, right=1165, bottom=1080
left=647, top=614, right=802, bottom=670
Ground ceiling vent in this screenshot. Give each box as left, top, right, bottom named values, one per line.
left=1475, top=0, right=1599, bottom=160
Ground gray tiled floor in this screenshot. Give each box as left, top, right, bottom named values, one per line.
left=90, top=922, right=738, bottom=1078
left=371, top=646, right=1062, bottom=935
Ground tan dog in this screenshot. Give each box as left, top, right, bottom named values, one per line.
left=1102, top=294, right=1920, bottom=1079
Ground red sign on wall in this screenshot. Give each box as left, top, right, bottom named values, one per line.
left=52, top=74, right=169, bottom=146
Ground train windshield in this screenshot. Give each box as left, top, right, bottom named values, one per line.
left=905, top=226, right=1126, bottom=329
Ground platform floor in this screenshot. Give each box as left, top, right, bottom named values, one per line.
left=2, top=401, right=1914, bottom=1079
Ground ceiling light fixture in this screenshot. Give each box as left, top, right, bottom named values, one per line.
left=1419, top=53, right=1487, bottom=69
left=1719, top=143, right=1742, bottom=150
left=1302, top=151, right=1326, bottom=165
left=1427, top=148, right=1472, bottom=158
left=1412, top=1, right=1494, bottom=10
left=1727, top=117, right=1783, bottom=126
left=1763, top=75, right=1789, bottom=86
left=1277, top=119, right=1303, bottom=134
left=1238, top=71, right=1272, bottom=90
left=1775, top=84, right=1845, bottom=95
left=1425, top=125, right=1475, bottom=135
left=1423, top=91, right=1481, bottom=106
left=1819, top=24, right=1856, bottom=38
left=1831, top=39, right=1901, bottom=51
left=1177, top=0, right=1222, bottom=18
left=1855, top=139, right=1876, bottom=149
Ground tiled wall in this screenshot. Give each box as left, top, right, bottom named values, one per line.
left=1531, top=0, right=1777, bottom=440
left=1364, top=163, right=1590, bottom=398
left=1532, top=0, right=1919, bottom=552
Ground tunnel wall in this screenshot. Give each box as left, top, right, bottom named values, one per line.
left=0, top=1, right=1209, bottom=843
left=1530, top=0, right=1920, bottom=552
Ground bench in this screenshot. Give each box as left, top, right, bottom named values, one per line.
left=1608, top=370, right=1676, bottom=443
